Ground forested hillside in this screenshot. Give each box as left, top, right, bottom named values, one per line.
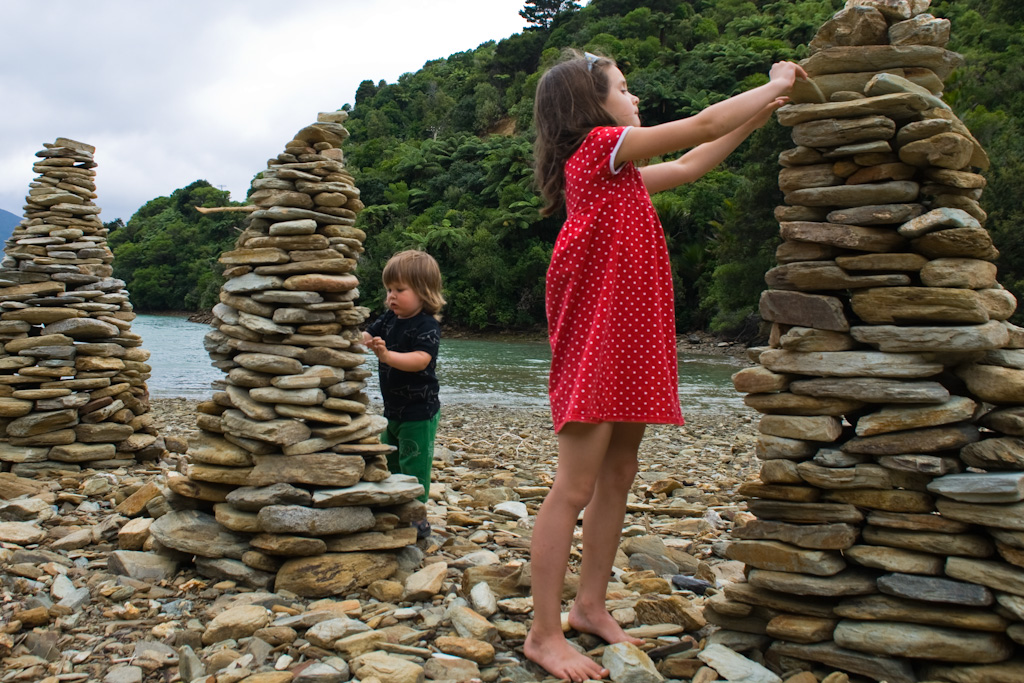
left=110, top=0, right=1024, bottom=334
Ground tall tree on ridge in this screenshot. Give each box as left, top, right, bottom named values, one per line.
left=519, top=0, right=580, bottom=29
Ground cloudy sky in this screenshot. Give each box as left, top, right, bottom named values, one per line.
left=0, top=1, right=529, bottom=222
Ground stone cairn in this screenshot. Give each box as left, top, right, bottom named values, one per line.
left=721, top=2, right=1024, bottom=682
left=0, top=138, right=160, bottom=478
left=146, top=112, right=427, bottom=598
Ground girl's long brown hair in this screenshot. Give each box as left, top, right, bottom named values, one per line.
left=533, top=49, right=618, bottom=217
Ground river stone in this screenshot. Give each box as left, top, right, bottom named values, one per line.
left=724, top=540, right=845, bottom=576
left=756, top=434, right=818, bottom=460
left=223, top=485, right=310, bottom=513
left=779, top=328, right=856, bottom=352
left=785, top=180, right=919, bottom=207
left=324, top=527, right=417, bottom=552
left=790, top=377, right=948, bottom=404
left=6, top=409, right=78, bottom=437
left=234, top=352, right=303, bottom=375
left=863, top=524, right=993, bottom=557
left=929, top=472, right=1024, bottom=504
left=226, top=384, right=277, bottom=421
left=222, top=273, right=285, bottom=294
left=878, top=572, right=991, bottom=605
left=731, top=366, right=793, bottom=393
left=187, top=433, right=254, bottom=467
left=778, top=163, right=842, bottom=192
left=257, top=504, right=375, bottom=536
left=779, top=222, right=906, bottom=252
left=748, top=568, right=876, bottom=597
left=961, top=437, right=1024, bottom=470
left=824, top=489, right=934, bottom=513
left=746, top=501, right=864, bottom=525
left=897, top=207, right=980, bottom=238
left=150, top=510, right=250, bottom=559
left=921, top=661, right=1024, bottom=683
left=977, top=288, right=1017, bottom=321
left=851, top=286, right=990, bottom=324
left=912, top=227, right=998, bottom=260
left=833, top=619, right=1011, bottom=663
left=852, top=320, right=1007, bottom=353
left=313, top=475, right=424, bottom=507
left=49, top=443, right=116, bottom=462
left=759, top=415, right=842, bottom=442
left=765, top=262, right=909, bottom=290
left=0, top=443, right=49, bottom=463
left=282, top=273, right=358, bottom=292
left=213, top=503, right=261, bottom=533
left=801, top=44, right=964, bottom=79
left=810, top=5, right=888, bottom=50
left=767, top=641, right=916, bottom=683
left=0, top=521, right=46, bottom=544
left=252, top=453, right=364, bottom=488
left=853, top=395, right=977, bottom=436
left=796, top=462, right=893, bottom=489
left=744, top=393, right=863, bottom=417
left=937, top=498, right=1024, bottom=532
left=237, top=310, right=294, bottom=335
left=760, top=349, right=942, bottom=378
left=249, top=386, right=325, bottom=405
left=737, top=482, right=819, bottom=502
left=221, top=409, right=311, bottom=446
left=781, top=93, right=929, bottom=128
left=349, top=652, right=422, bottom=683
left=836, top=593, right=1006, bottom=631
left=845, top=545, right=944, bottom=575
left=219, top=248, right=289, bottom=265
left=843, top=423, right=978, bottom=455
left=982, top=408, right=1024, bottom=436
left=890, top=13, right=951, bottom=46
left=732, top=520, right=858, bottom=550
left=250, top=533, right=326, bottom=556
left=828, top=203, right=924, bottom=226
left=878, top=454, right=961, bottom=476
left=201, top=604, right=271, bottom=646
left=759, top=290, right=848, bottom=331
left=956, top=364, right=1024, bottom=403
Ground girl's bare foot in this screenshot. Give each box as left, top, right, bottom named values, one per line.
left=568, top=604, right=645, bottom=646
left=524, top=630, right=609, bottom=682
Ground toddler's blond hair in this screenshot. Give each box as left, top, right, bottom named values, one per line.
left=382, top=250, right=446, bottom=319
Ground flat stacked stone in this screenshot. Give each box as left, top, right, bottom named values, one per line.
left=0, top=138, right=158, bottom=477
left=152, top=113, right=426, bottom=597
left=720, top=2, right=1024, bottom=681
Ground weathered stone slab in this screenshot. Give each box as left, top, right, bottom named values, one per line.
left=937, top=498, right=1024, bottom=531
left=851, top=320, right=1007, bottom=353
left=313, top=475, right=424, bottom=507
left=866, top=510, right=969, bottom=533
left=801, top=45, right=964, bottom=80
left=961, top=437, right=1024, bottom=471
left=929, top=472, right=1024, bottom=504
left=221, top=409, right=311, bottom=446
left=724, top=540, right=846, bottom=576
left=956, top=364, right=1024, bottom=403
left=784, top=180, right=919, bottom=207
left=833, top=619, right=1011, bottom=662
left=759, top=290, right=848, bottom=331
left=765, top=262, right=908, bottom=290
left=275, top=553, right=397, bottom=598
left=796, top=463, right=892, bottom=490
left=913, top=227, right=998, bottom=261
left=863, top=525, right=994, bottom=557
left=732, top=520, right=858, bottom=550
left=843, top=423, right=978, bottom=455
left=779, top=222, right=906, bottom=252
left=920, top=660, right=1024, bottom=683
left=845, top=545, right=943, bottom=575
left=767, top=641, right=915, bottom=683
left=877, top=572, right=991, bottom=605
left=854, top=396, right=978, bottom=436
left=778, top=93, right=930, bottom=126
left=759, top=415, right=842, bottom=442
left=983, top=408, right=1024, bottom=436
left=760, top=349, right=943, bottom=378
left=790, top=377, right=949, bottom=403
left=756, top=434, right=818, bottom=461
left=947, top=556, right=1024, bottom=599
left=836, top=593, right=1006, bottom=631
left=824, top=489, right=934, bottom=513
left=748, top=568, right=876, bottom=597
left=743, top=392, right=862, bottom=416
left=851, top=286, right=989, bottom=324
left=249, top=453, right=364, bottom=487
left=746, top=500, right=863, bottom=524
left=258, top=504, right=375, bottom=536
left=150, top=510, right=250, bottom=560
left=828, top=203, right=924, bottom=226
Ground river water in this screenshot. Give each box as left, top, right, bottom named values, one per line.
left=133, top=314, right=747, bottom=411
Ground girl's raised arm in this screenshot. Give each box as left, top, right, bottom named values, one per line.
left=617, top=61, right=805, bottom=164
left=640, top=97, right=787, bottom=194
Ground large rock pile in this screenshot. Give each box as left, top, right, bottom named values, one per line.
left=723, top=2, right=1024, bottom=681
left=148, top=113, right=428, bottom=597
left=0, top=138, right=159, bottom=477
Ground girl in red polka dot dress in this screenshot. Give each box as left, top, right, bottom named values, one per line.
left=524, top=50, right=806, bottom=682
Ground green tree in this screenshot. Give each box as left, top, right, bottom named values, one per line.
left=520, top=0, right=580, bottom=29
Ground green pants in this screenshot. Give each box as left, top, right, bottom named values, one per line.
left=382, top=411, right=439, bottom=503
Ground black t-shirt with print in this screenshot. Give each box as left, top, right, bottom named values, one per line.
left=365, top=310, right=440, bottom=421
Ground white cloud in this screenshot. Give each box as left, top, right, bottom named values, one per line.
left=0, top=0, right=527, bottom=221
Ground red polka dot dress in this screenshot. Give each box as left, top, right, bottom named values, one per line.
left=547, top=126, right=684, bottom=433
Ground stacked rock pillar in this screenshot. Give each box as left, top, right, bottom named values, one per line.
left=721, top=2, right=1024, bottom=682
left=149, top=113, right=426, bottom=598
left=0, top=138, right=158, bottom=476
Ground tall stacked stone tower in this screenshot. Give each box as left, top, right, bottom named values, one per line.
left=721, top=2, right=1024, bottom=681
left=149, top=113, right=426, bottom=597
left=0, top=138, right=159, bottom=476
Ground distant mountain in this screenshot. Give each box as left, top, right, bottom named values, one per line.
left=0, top=208, right=18, bottom=244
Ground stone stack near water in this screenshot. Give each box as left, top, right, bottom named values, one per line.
left=149, top=112, right=427, bottom=598
left=721, top=2, right=1024, bottom=681
left=0, top=138, right=159, bottom=477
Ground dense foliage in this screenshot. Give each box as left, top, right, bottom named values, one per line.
left=115, top=0, right=1024, bottom=333
left=107, top=180, right=244, bottom=311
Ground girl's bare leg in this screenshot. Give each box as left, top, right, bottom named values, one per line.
left=524, top=422, right=613, bottom=682
left=568, top=421, right=646, bottom=645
